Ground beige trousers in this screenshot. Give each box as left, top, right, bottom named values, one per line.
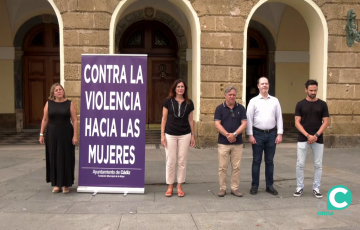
left=165, top=133, right=191, bottom=184
left=218, top=144, right=243, bottom=191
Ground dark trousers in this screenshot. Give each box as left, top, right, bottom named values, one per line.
left=251, top=129, right=277, bottom=188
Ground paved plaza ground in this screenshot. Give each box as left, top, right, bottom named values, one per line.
left=0, top=144, right=359, bottom=230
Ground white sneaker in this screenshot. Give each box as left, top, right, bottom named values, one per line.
left=313, top=188, right=323, bottom=199
left=293, top=187, right=303, bottom=197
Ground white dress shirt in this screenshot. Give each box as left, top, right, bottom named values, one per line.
left=246, top=94, right=283, bottom=135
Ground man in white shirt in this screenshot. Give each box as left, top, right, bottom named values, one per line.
left=246, top=77, right=283, bottom=196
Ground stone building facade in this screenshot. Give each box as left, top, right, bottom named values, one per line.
left=0, top=0, right=360, bottom=147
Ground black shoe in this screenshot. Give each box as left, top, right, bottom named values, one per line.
left=293, top=188, right=303, bottom=197
left=266, top=187, right=278, bottom=195
left=250, top=186, right=258, bottom=195
left=313, top=188, right=323, bottom=199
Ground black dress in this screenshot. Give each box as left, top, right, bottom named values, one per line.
left=45, top=100, right=75, bottom=187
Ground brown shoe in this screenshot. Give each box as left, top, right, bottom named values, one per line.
left=231, top=189, right=243, bottom=197
left=218, top=189, right=226, bottom=197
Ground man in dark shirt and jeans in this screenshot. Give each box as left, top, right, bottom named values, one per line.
left=214, top=86, right=247, bottom=197
left=294, top=80, right=329, bottom=199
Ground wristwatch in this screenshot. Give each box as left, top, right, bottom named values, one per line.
left=233, top=132, right=238, bottom=138
left=315, top=133, right=319, bottom=137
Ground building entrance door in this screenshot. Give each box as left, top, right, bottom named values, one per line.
left=23, top=24, right=60, bottom=129
left=246, top=29, right=268, bottom=107
left=119, top=20, right=178, bottom=126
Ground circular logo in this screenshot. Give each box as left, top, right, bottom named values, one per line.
left=327, top=185, right=352, bottom=210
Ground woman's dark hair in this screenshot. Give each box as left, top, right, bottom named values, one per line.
left=167, top=79, right=191, bottom=104
left=305, top=80, right=318, bottom=89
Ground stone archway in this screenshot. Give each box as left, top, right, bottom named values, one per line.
left=248, top=20, right=276, bottom=98
left=110, top=0, right=201, bottom=122
left=115, top=8, right=188, bottom=81
left=243, top=0, right=328, bottom=104
left=13, top=14, right=59, bottom=131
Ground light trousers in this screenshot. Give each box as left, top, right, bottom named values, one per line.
left=165, top=133, right=191, bottom=184
left=218, top=144, right=243, bottom=191
left=296, top=142, right=324, bottom=190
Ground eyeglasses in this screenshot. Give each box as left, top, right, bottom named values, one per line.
left=230, top=109, right=235, bottom=118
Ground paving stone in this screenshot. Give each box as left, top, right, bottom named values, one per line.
left=257, top=207, right=349, bottom=229
left=0, top=213, right=55, bottom=230
left=263, top=196, right=326, bottom=209
left=137, top=200, right=206, bottom=214
left=0, top=151, right=44, bottom=158
left=0, top=144, right=359, bottom=229
left=306, top=227, right=360, bottom=230
left=0, top=159, right=45, bottom=183
left=0, top=199, right=11, bottom=209
left=0, top=189, right=39, bottom=201
left=1, top=201, right=73, bottom=214
left=28, top=190, right=93, bottom=202
left=154, top=189, right=216, bottom=202
left=192, top=211, right=277, bottom=230
left=331, top=204, right=360, bottom=227
left=38, top=214, right=121, bottom=230
left=119, top=213, right=197, bottom=230
left=145, top=151, right=165, bottom=161
left=0, top=189, right=11, bottom=197
left=199, top=198, right=272, bottom=212
left=0, top=157, right=30, bottom=169
left=91, top=192, right=155, bottom=202
left=66, top=201, right=137, bottom=214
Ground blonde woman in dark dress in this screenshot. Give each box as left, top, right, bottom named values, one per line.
left=39, top=83, right=78, bottom=194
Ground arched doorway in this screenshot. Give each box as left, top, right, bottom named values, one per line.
left=23, top=24, right=60, bottom=129
left=246, top=29, right=268, bottom=107
left=244, top=0, right=328, bottom=105
left=119, top=20, right=178, bottom=126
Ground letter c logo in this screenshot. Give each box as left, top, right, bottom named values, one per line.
left=329, top=188, right=348, bottom=208
left=327, top=185, right=352, bottom=210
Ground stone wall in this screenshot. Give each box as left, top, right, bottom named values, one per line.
left=53, top=0, right=118, bottom=117
left=320, top=0, right=360, bottom=147
left=191, top=0, right=251, bottom=147
left=52, top=0, right=360, bottom=148
left=192, top=0, right=360, bottom=148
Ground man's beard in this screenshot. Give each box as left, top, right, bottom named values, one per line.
left=308, top=93, right=316, bottom=99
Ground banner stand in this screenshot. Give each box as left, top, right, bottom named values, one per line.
left=77, top=186, right=144, bottom=194
left=77, top=54, right=147, bottom=194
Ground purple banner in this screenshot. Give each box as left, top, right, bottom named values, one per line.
left=78, top=54, right=147, bottom=192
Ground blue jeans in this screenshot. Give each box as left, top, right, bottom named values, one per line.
left=251, top=129, right=277, bottom=188
left=296, top=142, right=324, bottom=190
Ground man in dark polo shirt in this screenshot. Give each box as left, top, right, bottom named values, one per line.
left=214, top=86, right=247, bottom=197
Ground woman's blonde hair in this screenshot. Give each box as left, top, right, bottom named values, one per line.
left=48, top=83, right=66, bottom=100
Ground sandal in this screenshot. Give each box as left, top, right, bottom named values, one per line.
left=52, top=187, right=61, bottom=193
left=177, top=186, right=185, bottom=197
left=62, top=187, right=70, bottom=194
left=165, top=185, right=173, bottom=197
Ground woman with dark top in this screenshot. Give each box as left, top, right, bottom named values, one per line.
left=161, top=79, right=195, bottom=197
left=39, top=83, right=78, bottom=194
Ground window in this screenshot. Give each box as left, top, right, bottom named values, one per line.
left=126, top=29, right=143, bottom=46
left=249, top=36, right=260, bottom=49
left=154, top=29, right=170, bottom=46
left=30, top=31, right=44, bottom=46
